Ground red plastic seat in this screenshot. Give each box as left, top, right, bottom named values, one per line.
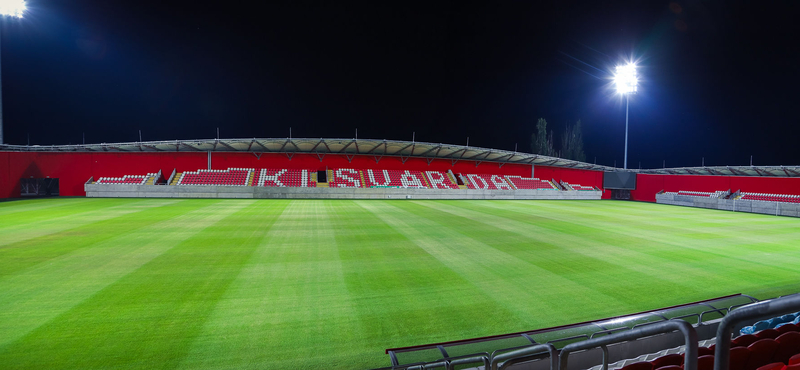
left=774, top=332, right=800, bottom=364
left=698, top=355, right=715, bottom=370
left=621, top=362, right=654, bottom=370
left=698, top=347, right=714, bottom=357
left=790, top=354, right=800, bottom=366
left=735, top=335, right=761, bottom=348
left=757, top=363, right=785, bottom=370
left=653, top=354, right=684, bottom=370
left=731, top=346, right=752, bottom=370
left=746, top=339, right=780, bottom=370
left=779, top=325, right=800, bottom=334
left=758, top=330, right=782, bottom=340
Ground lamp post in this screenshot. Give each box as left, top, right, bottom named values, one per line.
left=614, top=63, right=638, bottom=169
left=0, top=0, right=26, bottom=145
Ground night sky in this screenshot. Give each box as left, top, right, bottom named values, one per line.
left=2, top=1, right=799, bottom=169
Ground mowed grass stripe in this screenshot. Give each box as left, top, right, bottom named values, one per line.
left=0, top=200, right=283, bottom=370
left=0, top=198, right=178, bottom=247
left=477, top=200, right=800, bottom=277
left=178, top=200, right=368, bottom=369
left=469, top=200, right=800, bottom=303
left=2, top=198, right=800, bottom=370
left=330, top=201, right=526, bottom=367
left=358, top=200, right=626, bottom=335
left=0, top=197, right=96, bottom=217
left=411, top=201, right=727, bottom=311
left=0, top=199, right=247, bottom=349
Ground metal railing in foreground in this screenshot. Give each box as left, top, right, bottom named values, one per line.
left=714, top=294, right=800, bottom=370
left=380, top=294, right=756, bottom=369
left=559, top=320, right=698, bottom=370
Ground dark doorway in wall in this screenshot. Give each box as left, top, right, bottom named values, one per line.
left=20, top=178, right=60, bottom=197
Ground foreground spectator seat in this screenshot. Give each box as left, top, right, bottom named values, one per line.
left=730, top=346, right=752, bottom=370
left=778, top=324, right=800, bottom=334
left=774, top=332, right=800, bottom=364
left=620, top=362, right=654, bottom=370
left=745, top=339, right=780, bottom=370
left=758, top=329, right=782, bottom=340
left=756, top=363, right=786, bottom=370
left=697, top=355, right=715, bottom=370
left=735, top=335, right=760, bottom=348
left=652, top=354, right=683, bottom=370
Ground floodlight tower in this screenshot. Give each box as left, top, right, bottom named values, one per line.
left=0, top=0, right=26, bottom=145
left=614, top=63, right=638, bottom=169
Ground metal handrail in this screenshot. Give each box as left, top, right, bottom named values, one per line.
left=590, top=327, right=630, bottom=339
left=546, top=334, right=590, bottom=346
left=560, top=320, right=698, bottom=370
left=669, top=313, right=701, bottom=325
left=489, top=343, right=557, bottom=370
left=698, top=308, right=728, bottom=323
left=714, top=295, right=800, bottom=370
left=446, top=354, right=490, bottom=370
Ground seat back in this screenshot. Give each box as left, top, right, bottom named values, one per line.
left=653, top=354, right=684, bottom=370
left=698, top=355, right=715, bottom=370
left=621, top=361, right=655, bottom=370
left=730, top=346, right=752, bottom=370
left=735, top=335, right=760, bottom=348
left=757, top=329, right=781, bottom=340
left=774, top=331, right=800, bottom=364
left=778, top=324, right=800, bottom=334
left=746, top=339, right=780, bottom=370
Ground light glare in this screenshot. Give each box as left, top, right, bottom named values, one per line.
left=0, top=0, right=25, bottom=18
left=615, top=63, right=638, bottom=94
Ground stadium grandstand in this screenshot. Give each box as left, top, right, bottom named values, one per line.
left=3, top=138, right=800, bottom=370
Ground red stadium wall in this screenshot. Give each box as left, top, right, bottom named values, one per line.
left=4, top=151, right=796, bottom=202
left=2, top=151, right=607, bottom=198
left=631, top=174, right=800, bottom=202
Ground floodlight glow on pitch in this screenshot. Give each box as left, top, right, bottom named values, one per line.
left=614, top=63, right=638, bottom=94
left=0, top=0, right=25, bottom=18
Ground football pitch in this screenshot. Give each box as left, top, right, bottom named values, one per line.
left=2, top=198, right=800, bottom=369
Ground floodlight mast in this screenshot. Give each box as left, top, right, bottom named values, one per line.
left=615, top=63, right=638, bottom=169
left=0, top=0, right=26, bottom=145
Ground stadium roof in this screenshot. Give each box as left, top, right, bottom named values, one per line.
left=0, top=137, right=614, bottom=171
left=2, top=137, right=799, bottom=176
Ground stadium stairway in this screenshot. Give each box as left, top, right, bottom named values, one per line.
left=170, top=173, right=182, bottom=185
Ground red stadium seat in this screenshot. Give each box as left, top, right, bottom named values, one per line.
left=790, top=354, right=800, bottom=366
left=656, top=366, right=682, bottom=370
left=731, top=346, right=752, bottom=370
left=652, top=354, right=683, bottom=370
left=778, top=325, right=800, bottom=334
left=698, top=355, right=715, bottom=370
left=746, top=339, right=780, bottom=370
left=757, top=363, right=786, bottom=370
left=774, top=332, right=800, bottom=364
left=758, top=329, right=782, bottom=340
left=698, top=347, right=714, bottom=357
left=621, top=361, right=654, bottom=370
left=735, top=335, right=760, bottom=348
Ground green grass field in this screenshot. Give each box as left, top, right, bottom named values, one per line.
left=2, top=198, right=800, bottom=369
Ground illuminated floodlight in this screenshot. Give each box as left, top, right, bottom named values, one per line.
left=614, top=63, right=638, bottom=94
left=0, top=0, right=26, bottom=18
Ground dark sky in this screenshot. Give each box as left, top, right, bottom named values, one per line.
left=2, top=1, right=799, bottom=168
